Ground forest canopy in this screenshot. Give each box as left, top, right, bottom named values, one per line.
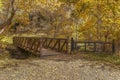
left=0, top=0, right=119, bottom=45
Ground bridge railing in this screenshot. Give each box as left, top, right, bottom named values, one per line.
left=42, top=38, right=68, bottom=53
left=13, top=37, right=69, bottom=54
left=13, top=37, right=42, bottom=54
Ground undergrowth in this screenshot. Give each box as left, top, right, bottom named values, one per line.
left=80, top=53, right=120, bottom=65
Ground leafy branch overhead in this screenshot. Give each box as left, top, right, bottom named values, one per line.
left=0, top=0, right=119, bottom=46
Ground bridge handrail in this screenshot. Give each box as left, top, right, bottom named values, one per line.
left=13, top=37, right=69, bottom=54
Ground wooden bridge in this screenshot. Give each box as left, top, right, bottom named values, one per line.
left=13, top=37, right=115, bottom=56
left=13, top=37, right=69, bottom=55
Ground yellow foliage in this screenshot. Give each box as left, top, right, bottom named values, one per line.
left=82, top=0, right=94, bottom=3
left=0, top=0, right=2, bottom=7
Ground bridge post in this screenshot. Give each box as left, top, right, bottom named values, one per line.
left=112, top=39, right=115, bottom=53
left=66, top=37, right=69, bottom=54
left=71, top=38, right=75, bottom=52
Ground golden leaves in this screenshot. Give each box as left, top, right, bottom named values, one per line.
left=0, top=0, right=2, bottom=8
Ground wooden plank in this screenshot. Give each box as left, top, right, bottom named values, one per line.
left=84, top=42, right=87, bottom=52
left=48, top=39, right=53, bottom=48
left=53, top=40, right=58, bottom=49
left=58, top=40, right=60, bottom=51
left=94, top=43, right=96, bottom=52
left=60, top=40, right=66, bottom=52
left=36, top=39, right=42, bottom=52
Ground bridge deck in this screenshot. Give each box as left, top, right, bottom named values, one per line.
left=40, top=48, right=61, bottom=56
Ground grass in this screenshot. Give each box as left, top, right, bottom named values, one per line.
left=0, top=50, right=30, bottom=68
left=79, top=53, right=120, bottom=65
left=0, top=36, right=13, bottom=44
left=0, top=51, right=15, bottom=68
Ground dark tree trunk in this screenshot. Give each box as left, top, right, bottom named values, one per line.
left=0, top=0, right=16, bottom=34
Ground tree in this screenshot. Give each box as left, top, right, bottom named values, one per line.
left=0, top=0, right=16, bottom=34
left=60, top=0, right=120, bottom=41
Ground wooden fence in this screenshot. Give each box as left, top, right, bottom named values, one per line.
left=71, top=38, right=115, bottom=53
left=13, top=37, right=69, bottom=54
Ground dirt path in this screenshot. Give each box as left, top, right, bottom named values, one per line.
left=0, top=54, right=120, bottom=80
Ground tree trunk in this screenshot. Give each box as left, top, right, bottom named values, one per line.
left=0, top=0, right=15, bottom=34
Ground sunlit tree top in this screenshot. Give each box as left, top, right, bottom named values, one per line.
left=0, top=0, right=3, bottom=11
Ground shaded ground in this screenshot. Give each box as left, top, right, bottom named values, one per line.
left=0, top=53, right=120, bottom=80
